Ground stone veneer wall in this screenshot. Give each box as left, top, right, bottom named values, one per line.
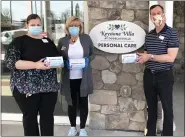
left=173, top=1, right=184, bottom=79
left=88, top=1, right=149, bottom=131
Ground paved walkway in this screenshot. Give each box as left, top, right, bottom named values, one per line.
left=2, top=121, right=143, bottom=136
left=1, top=81, right=184, bottom=136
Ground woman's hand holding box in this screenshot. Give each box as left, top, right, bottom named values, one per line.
left=65, top=57, right=89, bottom=70
left=44, top=56, right=64, bottom=68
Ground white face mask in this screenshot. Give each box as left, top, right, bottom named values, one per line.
left=152, top=15, right=163, bottom=26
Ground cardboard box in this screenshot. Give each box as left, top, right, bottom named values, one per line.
left=121, top=53, right=138, bottom=63
left=45, top=56, right=64, bottom=68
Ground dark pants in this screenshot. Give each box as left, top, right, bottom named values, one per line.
left=143, top=68, right=174, bottom=136
left=68, top=79, right=88, bottom=129
left=13, top=87, right=58, bottom=136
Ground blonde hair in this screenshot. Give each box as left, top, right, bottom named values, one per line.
left=65, top=16, right=84, bottom=35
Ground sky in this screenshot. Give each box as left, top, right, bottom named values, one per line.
left=2, top=1, right=84, bottom=21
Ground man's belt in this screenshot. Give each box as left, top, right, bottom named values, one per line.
left=146, top=67, right=172, bottom=74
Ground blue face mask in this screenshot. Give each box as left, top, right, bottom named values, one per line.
left=69, top=27, right=80, bottom=36
left=28, top=26, right=42, bottom=36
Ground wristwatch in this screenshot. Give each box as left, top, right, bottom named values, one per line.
left=150, top=54, right=155, bottom=61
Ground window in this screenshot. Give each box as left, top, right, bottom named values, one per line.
left=1, top=0, right=85, bottom=116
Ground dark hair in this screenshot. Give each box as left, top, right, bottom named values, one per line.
left=150, top=4, right=164, bottom=14
left=26, top=14, right=41, bottom=24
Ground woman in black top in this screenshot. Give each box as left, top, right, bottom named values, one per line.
left=5, top=14, right=60, bottom=136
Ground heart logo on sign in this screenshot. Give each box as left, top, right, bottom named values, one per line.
left=115, top=25, right=120, bottom=29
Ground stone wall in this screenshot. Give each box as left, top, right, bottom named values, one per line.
left=173, top=1, right=184, bottom=79
left=88, top=0, right=149, bottom=131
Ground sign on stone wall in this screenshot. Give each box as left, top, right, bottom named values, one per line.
left=89, top=20, right=146, bottom=54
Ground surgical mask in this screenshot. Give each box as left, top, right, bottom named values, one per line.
left=28, top=26, right=42, bottom=36
left=152, top=15, right=163, bottom=26
left=69, top=27, right=80, bottom=36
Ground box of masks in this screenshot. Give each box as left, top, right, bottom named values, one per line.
left=44, top=56, right=64, bottom=68
left=69, top=58, right=85, bottom=69
left=121, top=53, right=138, bottom=63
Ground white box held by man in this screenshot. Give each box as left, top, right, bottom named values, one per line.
left=122, top=53, right=138, bottom=63
left=69, top=58, right=85, bottom=69
left=44, top=56, right=64, bottom=68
